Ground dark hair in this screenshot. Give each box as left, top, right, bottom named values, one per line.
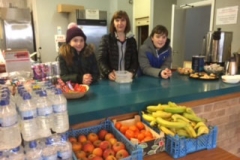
left=109, top=10, right=131, bottom=34
left=150, top=25, right=168, bottom=37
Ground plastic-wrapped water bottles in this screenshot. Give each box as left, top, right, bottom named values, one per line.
left=8, top=146, right=25, bottom=160
left=0, top=98, right=21, bottom=150
left=57, top=134, right=72, bottom=160
left=18, top=92, right=39, bottom=141
left=51, top=88, right=69, bottom=133
left=25, top=141, right=42, bottom=160
left=36, top=90, right=53, bottom=138
left=42, top=137, right=58, bottom=160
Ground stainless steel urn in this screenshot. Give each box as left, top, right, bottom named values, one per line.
left=203, top=28, right=233, bottom=64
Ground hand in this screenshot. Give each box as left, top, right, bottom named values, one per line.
left=160, top=68, right=172, bottom=79
left=82, top=74, right=92, bottom=85
left=108, top=70, right=116, bottom=81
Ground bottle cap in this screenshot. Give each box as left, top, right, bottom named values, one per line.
left=29, top=141, right=37, bottom=148
left=55, top=88, right=62, bottom=95
left=45, top=137, right=53, bottom=145
left=39, top=90, right=47, bottom=97
left=0, top=99, right=9, bottom=106
left=12, top=146, right=20, bottom=152
left=23, top=92, right=32, bottom=100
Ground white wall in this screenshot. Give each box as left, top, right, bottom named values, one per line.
left=32, top=0, right=133, bottom=62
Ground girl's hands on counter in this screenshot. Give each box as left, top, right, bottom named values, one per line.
left=160, top=68, right=172, bottom=79
left=108, top=70, right=116, bottom=81
left=83, top=73, right=92, bottom=85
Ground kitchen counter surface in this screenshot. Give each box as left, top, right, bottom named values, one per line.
left=67, top=72, right=240, bottom=125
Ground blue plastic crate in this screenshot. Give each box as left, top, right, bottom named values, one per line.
left=165, top=126, right=218, bottom=159
left=66, top=119, right=143, bottom=160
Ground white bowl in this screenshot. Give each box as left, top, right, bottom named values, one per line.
left=115, top=71, right=132, bottom=83
left=221, top=75, right=240, bottom=84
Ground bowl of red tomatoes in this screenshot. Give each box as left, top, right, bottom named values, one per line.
left=57, top=79, right=89, bottom=99
left=62, top=84, right=89, bottom=99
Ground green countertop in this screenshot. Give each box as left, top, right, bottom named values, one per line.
left=67, top=72, right=240, bottom=125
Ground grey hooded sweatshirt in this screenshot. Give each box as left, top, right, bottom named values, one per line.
left=138, top=37, right=172, bottom=77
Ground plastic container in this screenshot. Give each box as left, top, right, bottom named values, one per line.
left=51, top=88, right=69, bottom=133
left=36, top=90, right=53, bottom=138
left=18, top=92, right=39, bottom=141
left=25, top=141, right=42, bottom=160
left=165, top=126, right=218, bottom=159
left=0, top=151, right=8, bottom=160
left=67, top=120, right=143, bottom=160
left=115, top=71, right=132, bottom=83
left=0, top=99, right=21, bottom=150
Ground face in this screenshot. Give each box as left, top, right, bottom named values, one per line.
left=151, top=33, right=167, bottom=50
left=114, top=18, right=127, bottom=33
left=69, top=36, right=85, bottom=52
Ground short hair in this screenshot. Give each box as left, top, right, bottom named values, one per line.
left=150, top=25, right=168, bottom=37
left=109, top=10, right=131, bottom=34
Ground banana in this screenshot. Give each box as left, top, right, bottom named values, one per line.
left=168, top=101, right=178, bottom=107
left=152, top=110, right=172, bottom=118
left=172, top=114, right=190, bottom=123
left=146, top=104, right=163, bottom=112
left=156, top=117, right=186, bottom=129
left=176, top=129, right=189, bottom=138
left=163, top=106, right=186, bottom=114
left=149, top=120, right=157, bottom=126
left=183, top=112, right=203, bottom=122
left=184, top=124, right=197, bottom=138
left=197, top=126, right=209, bottom=137
left=194, top=122, right=207, bottom=130
left=159, top=125, right=175, bottom=137
left=190, top=121, right=197, bottom=128
left=185, top=107, right=196, bottom=116
left=142, top=112, right=156, bottom=122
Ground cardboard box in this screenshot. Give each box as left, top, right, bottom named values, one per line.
left=113, top=115, right=165, bottom=157
left=57, top=4, right=84, bottom=13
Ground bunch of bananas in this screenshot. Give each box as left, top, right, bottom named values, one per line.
left=142, top=102, right=209, bottom=138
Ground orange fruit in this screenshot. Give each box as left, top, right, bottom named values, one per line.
left=137, top=133, right=145, bottom=142
left=120, top=125, right=129, bottom=134
left=115, top=122, right=122, bottom=130
left=129, top=125, right=138, bottom=132
left=125, top=129, right=135, bottom=140
left=144, top=130, right=153, bottom=138
left=142, top=136, right=153, bottom=142
left=136, top=122, right=145, bottom=130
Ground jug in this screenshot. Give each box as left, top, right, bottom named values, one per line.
left=225, top=57, right=238, bottom=75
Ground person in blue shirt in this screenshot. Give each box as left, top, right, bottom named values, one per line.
left=138, top=25, right=172, bottom=79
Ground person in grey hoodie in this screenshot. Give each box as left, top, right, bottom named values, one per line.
left=138, top=25, right=172, bottom=79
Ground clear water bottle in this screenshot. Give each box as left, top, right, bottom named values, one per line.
left=25, top=141, right=42, bottom=160
left=57, top=134, right=72, bottom=160
left=8, top=146, right=25, bottom=160
left=42, top=137, right=58, bottom=160
left=36, top=90, right=53, bottom=138
left=0, top=99, right=21, bottom=150
left=51, top=89, right=69, bottom=133
left=18, top=92, right=39, bottom=141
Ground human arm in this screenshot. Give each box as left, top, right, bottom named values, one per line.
left=97, top=35, right=112, bottom=78
left=59, top=55, right=81, bottom=83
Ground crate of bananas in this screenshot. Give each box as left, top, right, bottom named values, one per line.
left=141, top=101, right=218, bottom=159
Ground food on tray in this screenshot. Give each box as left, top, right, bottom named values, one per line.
left=57, top=78, right=87, bottom=93
left=189, top=72, right=217, bottom=80
left=190, top=73, right=199, bottom=78
left=177, top=67, right=193, bottom=75
left=204, top=63, right=224, bottom=74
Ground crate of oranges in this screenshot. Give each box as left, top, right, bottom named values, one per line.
left=113, top=115, right=165, bottom=156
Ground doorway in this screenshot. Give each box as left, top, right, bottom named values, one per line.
left=137, top=25, right=149, bottom=48
left=171, top=0, right=215, bottom=69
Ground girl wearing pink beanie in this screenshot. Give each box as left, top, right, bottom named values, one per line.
left=58, top=23, right=99, bottom=85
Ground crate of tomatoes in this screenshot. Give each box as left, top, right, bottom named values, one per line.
left=67, top=119, right=143, bottom=160
left=113, top=115, right=165, bottom=157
